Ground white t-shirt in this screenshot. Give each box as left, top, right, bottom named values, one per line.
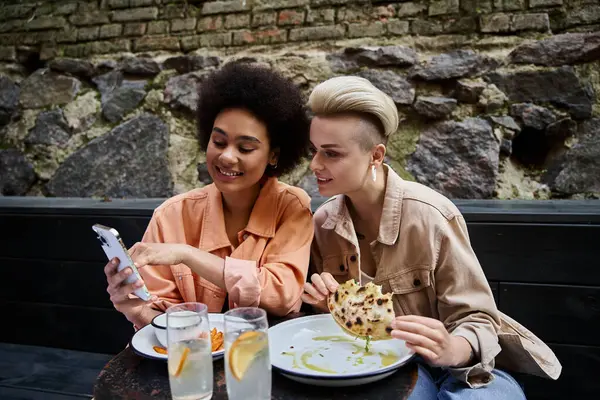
left=361, top=270, right=374, bottom=285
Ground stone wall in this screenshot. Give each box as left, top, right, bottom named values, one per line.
left=0, top=0, right=599, bottom=201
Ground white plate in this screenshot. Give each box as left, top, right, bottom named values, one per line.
left=130, top=313, right=225, bottom=361
left=268, top=314, right=415, bottom=387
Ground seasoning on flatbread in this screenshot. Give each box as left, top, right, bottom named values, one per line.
left=327, top=279, right=395, bottom=340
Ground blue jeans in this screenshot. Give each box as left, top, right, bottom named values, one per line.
left=407, top=361, right=527, bottom=400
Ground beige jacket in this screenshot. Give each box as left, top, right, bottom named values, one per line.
left=310, top=165, right=561, bottom=387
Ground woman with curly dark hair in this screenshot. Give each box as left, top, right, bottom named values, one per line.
left=103, top=62, right=314, bottom=328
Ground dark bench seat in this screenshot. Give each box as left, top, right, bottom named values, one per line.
left=1, top=197, right=599, bottom=400
left=0, top=342, right=112, bottom=399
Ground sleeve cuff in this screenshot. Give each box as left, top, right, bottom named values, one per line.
left=451, top=325, right=481, bottom=360
left=127, top=292, right=174, bottom=314
left=150, top=299, right=175, bottom=313
left=448, top=364, right=495, bottom=388
left=449, top=325, right=500, bottom=387
left=224, top=256, right=260, bottom=308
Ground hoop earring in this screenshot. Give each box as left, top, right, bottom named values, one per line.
left=371, top=165, right=376, bottom=182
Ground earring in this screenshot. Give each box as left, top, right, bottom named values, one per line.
left=271, top=162, right=278, bottom=169
left=371, top=165, right=376, bottom=182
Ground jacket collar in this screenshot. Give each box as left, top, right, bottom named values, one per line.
left=199, top=178, right=279, bottom=252
left=321, top=164, right=404, bottom=246
left=244, top=177, right=278, bottom=238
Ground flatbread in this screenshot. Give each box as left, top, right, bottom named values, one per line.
left=327, top=279, right=395, bottom=340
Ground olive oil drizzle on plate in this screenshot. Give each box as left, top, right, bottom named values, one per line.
left=279, top=335, right=400, bottom=374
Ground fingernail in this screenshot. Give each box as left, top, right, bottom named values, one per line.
left=125, top=268, right=132, bottom=275
left=112, top=259, right=118, bottom=265
left=134, top=280, right=143, bottom=288
left=151, top=296, right=158, bottom=302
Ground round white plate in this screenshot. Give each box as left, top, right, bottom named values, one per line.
left=268, top=314, right=415, bottom=387
left=130, top=313, right=225, bottom=361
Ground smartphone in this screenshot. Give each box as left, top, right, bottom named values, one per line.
left=92, top=223, right=152, bottom=301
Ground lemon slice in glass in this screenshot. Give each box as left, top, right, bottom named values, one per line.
left=228, top=331, right=268, bottom=380
left=168, top=345, right=190, bottom=377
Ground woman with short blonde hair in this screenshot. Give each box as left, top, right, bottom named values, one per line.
left=302, top=75, right=560, bottom=399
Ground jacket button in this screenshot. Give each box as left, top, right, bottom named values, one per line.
left=350, top=255, right=357, bottom=262
left=339, top=264, right=345, bottom=272
left=413, top=278, right=421, bottom=287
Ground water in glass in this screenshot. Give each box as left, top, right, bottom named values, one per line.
left=224, top=308, right=271, bottom=400
left=167, top=303, right=213, bottom=400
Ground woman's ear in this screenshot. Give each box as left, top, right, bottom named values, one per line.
left=269, top=148, right=280, bottom=168
left=371, top=144, right=386, bottom=167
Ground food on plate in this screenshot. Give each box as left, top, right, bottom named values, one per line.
left=328, top=279, right=395, bottom=342
left=228, top=331, right=268, bottom=380
left=210, top=327, right=224, bottom=352
left=153, top=328, right=225, bottom=355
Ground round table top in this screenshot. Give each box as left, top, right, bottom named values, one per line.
left=94, top=347, right=417, bottom=400
left=94, top=313, right=417, bottom=400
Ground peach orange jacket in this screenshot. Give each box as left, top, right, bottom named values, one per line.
left=139, top=177, right=314, bottom=317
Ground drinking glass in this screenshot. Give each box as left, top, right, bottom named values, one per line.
left=224, top=307, right=271, bottom=400
left=167, top=302, right=213, bottom=400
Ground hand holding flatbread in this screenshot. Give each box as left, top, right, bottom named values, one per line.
left=301, top=272, right=339, bottom=313
left=327, top=279, right=395, bottom=340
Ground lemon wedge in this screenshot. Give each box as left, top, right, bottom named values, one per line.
left=228, top=331, right=267, bottom=381
left=168, top=346, right=190, bottom=378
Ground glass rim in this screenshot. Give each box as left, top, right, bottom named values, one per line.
left=224, top=307, right=267, bottom=323
left=165, top=302, right=208, bottom=314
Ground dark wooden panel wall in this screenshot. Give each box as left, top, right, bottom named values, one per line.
left=1, top=197, right=599, bottom=400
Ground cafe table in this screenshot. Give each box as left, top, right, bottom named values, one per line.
left=93, top=312, right=418, bottom=400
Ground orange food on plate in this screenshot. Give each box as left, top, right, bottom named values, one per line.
left=153, top=329, right=224, bottom=355
left=211, top=327, right=224, bottom=352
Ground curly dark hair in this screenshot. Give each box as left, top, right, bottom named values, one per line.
left=196, top=61, right=311, bottom=177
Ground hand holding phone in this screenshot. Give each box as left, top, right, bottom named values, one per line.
left=93, top=224, right=152, bottom=301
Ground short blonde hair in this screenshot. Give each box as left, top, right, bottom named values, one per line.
left=308, top=76, right=399, bottom=139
